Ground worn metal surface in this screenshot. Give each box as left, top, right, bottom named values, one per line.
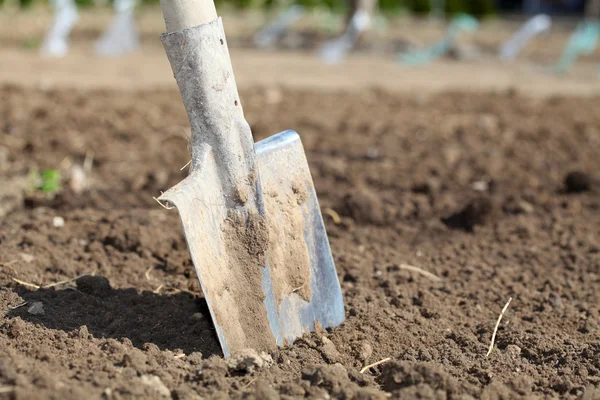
left=159, top=18, right=344, bottom=357
left=256, top=130, right=345, bottom=345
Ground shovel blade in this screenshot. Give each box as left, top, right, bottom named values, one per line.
left=160, top=130, right=344, bottom=357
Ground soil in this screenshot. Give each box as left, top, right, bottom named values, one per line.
left=1, top=79, right=600, bottom=400
left=220, top=210, right=275, bottom=354
left=265, top=176, right=312, bottom=306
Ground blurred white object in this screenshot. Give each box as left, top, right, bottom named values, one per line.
left=40, top=0, right=79, bottom=58
left=254, top=5, right=305, bottom=49
left=319, top=9, right=371, bottom=65
left=52, top=216, right=65, bottom=228
left=95, top=0, right=140, bottom=56
left=500, top=14, right=551, bottom=61
left=69, top=164, right=87, bottom=194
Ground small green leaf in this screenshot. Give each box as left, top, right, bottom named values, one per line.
left=38, top=169, right=61, bottom=193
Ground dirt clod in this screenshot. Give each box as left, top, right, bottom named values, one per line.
left=76, top=275, right=111, bottom=296
left=320, top=336, right=342, bottom=364
left=227, top=349, right=273, bottom=373
left=302, top=364, right=386, bottom=399
left=379, top=361, right=466, bottom=397
left=140, top=375, right=171, bottom=398
left=564, top=170, right=592, bottom=193
left=442, top=197, right=493, bottom=232
left=343, top=189, right=386, bottom=225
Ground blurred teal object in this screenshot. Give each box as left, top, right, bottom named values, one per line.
left=398, top=13, right=479, bottom=66
left=254, top=5, right=305, bottom=48
left=554, top=21, right=600, bottom=74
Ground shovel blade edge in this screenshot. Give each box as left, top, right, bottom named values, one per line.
left=256, top=130, right=345, bottom=344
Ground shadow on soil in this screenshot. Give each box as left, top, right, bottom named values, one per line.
left=8, top=276, right=222, bottom=357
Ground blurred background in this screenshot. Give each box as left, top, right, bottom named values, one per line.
left=1, top=0, right=600, bottom=95
left=0, top=0, right=594, bottom=16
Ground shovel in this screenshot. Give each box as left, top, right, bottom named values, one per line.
left=156, top=0, right=344, bottom=357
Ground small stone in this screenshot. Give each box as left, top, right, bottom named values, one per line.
left=140, top=375, right=170, bottom=398
left=191, top=313, right=205, bottom=320
left=472, top=180, right=489, bottom=192
left=518, top=200, right=534, bottom=214
left=69, top=165, right=87, bottom=194
left=52, top=216, right=65, bottom=228
left=27, top=302, right=45, bottom=316
left=228, top=349, right=273, bottom=373
left=366, top=147, right=379, bottom=160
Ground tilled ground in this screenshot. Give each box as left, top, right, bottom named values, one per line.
left=1, top=84, right=600, bottom=399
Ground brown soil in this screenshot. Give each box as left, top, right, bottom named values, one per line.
left=220, top=210, right=275, bottom=354
left=1, top=83, right=600, bottom=399
left=265, top=175, right=312, bottom=306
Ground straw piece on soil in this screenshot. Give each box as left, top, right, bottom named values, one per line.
left=11, top=278, right=40, bottom=290
left=12, top=273, right=94, bottom=290
left=399, top=264, right=441, bottom=282
left=42, top=274, right=91, bottom=289
left=323, top=208, right=341, bottom=225
left=360, top=357, right=392, bottom=373
left=144, top=266, right=154, bottom=281
left=8, top=301, right=28, bottom=310
left=154, top=284, right=164, bottom=294
left=486, top=297, right=513, bottom=357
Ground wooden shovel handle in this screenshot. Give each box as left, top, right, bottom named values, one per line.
left=159, top=0, right=218, bottom=33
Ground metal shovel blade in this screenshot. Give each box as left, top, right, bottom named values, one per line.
left=159, top=130, right=344, bottom=357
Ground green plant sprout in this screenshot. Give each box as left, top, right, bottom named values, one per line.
left=29, top=169, right=61, bottom=194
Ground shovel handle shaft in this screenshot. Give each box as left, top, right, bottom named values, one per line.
left=159, top=0, right=217, bottom=33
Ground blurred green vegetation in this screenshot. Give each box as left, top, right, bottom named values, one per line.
left=28, top=169, right=61, bottom=194
left=8, top=0, right=496, bottom=17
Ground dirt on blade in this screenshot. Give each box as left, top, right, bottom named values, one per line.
left=218, top=209, right=276, bottom=354
left=1, top=84, right=600, bottom=399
